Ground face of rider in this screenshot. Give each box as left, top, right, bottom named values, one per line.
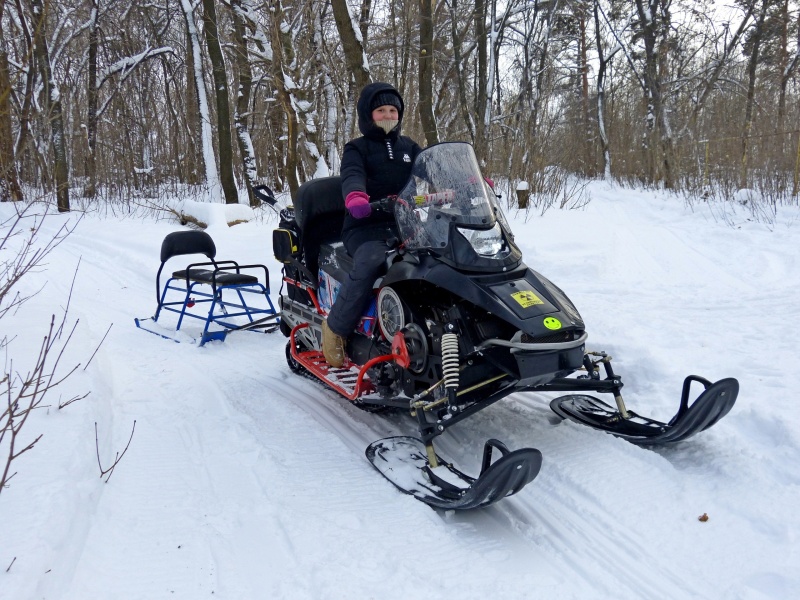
left=371, top=105, right=399, bottom=135
left=371, top=105, right=399, bottom=125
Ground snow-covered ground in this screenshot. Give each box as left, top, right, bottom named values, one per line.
left=2, top=184, right=798, bottom=599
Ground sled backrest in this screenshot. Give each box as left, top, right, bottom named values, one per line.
left=292, top=176, right=345, bottom=276
left=160, top=230, right=216, bottom=263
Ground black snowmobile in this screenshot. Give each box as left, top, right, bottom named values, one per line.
left=271, top=142, right=738, bottom=510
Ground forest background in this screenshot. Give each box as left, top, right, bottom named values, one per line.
left=1, top=0, right=799, bottom=214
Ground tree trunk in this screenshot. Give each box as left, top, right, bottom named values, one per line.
left=578, top=3, right=593, bottom=176
left=594, top=1, right=614, bottom=180
left=449, top=0, right=475, bottom=144
left=181, top=0, right=220, bottom=199
left=202, top=0, right=237, bottom=204
left=269, top=0, right=300, bottom=194
left=634, top=0, right=673, bottom=188
left=474, top=0, right=488, bottom=162
left=231, top=0, right=258, bottom=206
left=418, top=0, right=438, bottom=145
left=331, top=0, right=371, bottom=92
left=32, top=0, right=69, bottom=212
left=84, top=0, right=98, bottom=198
left=0, top=0, right=22, bottom=202
left=183, top=25, right=201, bottom=185
left=741, top=0, right=768, bottom=189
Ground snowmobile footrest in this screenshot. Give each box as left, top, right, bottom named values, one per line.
left=366, top=436, right=542, bottom=510
left=550, top=376, right=739, bottom=445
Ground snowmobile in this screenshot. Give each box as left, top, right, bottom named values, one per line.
left=271, top=142, right=738, bottom=510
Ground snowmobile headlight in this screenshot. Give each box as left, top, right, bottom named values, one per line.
left=457, top=223, right=505, bottom=256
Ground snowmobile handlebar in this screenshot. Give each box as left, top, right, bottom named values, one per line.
left=369, top=196, right=397, bottom=213
left=370, top=190, right=457, bottom=214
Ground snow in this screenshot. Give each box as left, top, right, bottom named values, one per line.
left=2, top=184, right=800, bottom=599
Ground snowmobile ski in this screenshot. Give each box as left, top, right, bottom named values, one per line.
left=550, top=375, right=739, bottom=445
left=366, top=436, right=542, bottom=510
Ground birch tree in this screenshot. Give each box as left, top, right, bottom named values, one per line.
left=181, top=0, right=221, bottom=200
left=231, top=0, right=258, bottom=206
left=594, top=0, right=620, bottom=180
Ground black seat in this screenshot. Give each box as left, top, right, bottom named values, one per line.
left=292, top=176, right=346, bottom=276
left=142, top=230, right=277, bottom=344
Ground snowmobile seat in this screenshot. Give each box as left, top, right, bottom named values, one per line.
left=292, top=176, right=346, bottom=276
left=318, top=242, right=354, bottom=282
left=140, top=230, right=277, bottom=344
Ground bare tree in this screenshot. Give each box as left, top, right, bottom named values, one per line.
left=633, top=0, right=675, bottom=188
left=331, top=0, right=372, bottom=91
left=203, top=0, right=237, bottom=204
left=31, top=0, right=69, bottom=212
left=741, top=0, right=771, bottom=187
left=418, top=0, right=438, bottom=144
left=594, top=0, right=620, bottom=180
left=181, top=0, right=221, bottom=199
left=231, top=0, right=259, bottom=206
left=1, top=207, right=79, bottom=495
left=0, top=0, right=22, bottom=202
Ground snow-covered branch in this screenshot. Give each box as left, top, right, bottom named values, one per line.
left=97, top=46, right=174, bottom=90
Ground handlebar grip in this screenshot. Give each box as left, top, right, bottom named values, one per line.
left=369, top=197, right=396, bottom=212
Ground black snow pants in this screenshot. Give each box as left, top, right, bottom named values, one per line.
left=325, top=224, right=394, bottom=337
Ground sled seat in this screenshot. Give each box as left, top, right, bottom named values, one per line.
left=142, top=230, right=277, bottom=344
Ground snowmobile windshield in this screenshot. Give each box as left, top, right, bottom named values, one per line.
left=394, top=142, right=503, bottom=253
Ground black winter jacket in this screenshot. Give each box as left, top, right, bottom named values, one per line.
left=340, top=82, right=422, bottom=243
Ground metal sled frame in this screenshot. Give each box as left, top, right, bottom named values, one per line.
left=136, top=231, right=278, bottom=345
left=153, top=266, right=277, bottom=344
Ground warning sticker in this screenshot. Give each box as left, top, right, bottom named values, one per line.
left=511, top=291, right=545, bottom=308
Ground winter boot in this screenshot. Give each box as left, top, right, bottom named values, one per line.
left=322, top=320, right=346, bottom=368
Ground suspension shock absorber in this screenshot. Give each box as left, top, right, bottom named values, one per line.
left=420, top=331, right=460, bottom=470
left=441, top=332, right=460, bottom=394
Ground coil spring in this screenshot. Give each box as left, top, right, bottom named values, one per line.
left=441, top=333, right=460, bottom=390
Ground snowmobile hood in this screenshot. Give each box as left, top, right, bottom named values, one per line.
left=382, top=257, right=585, bottom=337
left=357, top=82, right=405, bottom=139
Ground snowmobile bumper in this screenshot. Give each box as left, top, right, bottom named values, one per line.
left=479, top=332, right=587, bottom=387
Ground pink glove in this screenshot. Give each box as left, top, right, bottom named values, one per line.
left=345, top=191, right=371, bottom=219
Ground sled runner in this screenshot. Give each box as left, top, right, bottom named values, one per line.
left=274, top=142, right=739, bottom=510
left=135, top=230, right=278, bottom=345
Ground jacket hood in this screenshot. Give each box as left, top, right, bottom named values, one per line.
left=357, top=82, right=404, bottom=138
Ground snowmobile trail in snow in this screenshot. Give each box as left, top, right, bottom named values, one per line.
left=8, top=196, right=797, bottom=599
left=218, top=340, right=723, bottom=598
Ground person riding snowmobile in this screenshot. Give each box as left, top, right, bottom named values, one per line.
left=321, top=82, right=423, bottom=367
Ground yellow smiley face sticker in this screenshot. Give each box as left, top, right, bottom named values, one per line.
left=511, top=291, right=544, bottom=308
left=543, top=317, right=562, bottom=330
